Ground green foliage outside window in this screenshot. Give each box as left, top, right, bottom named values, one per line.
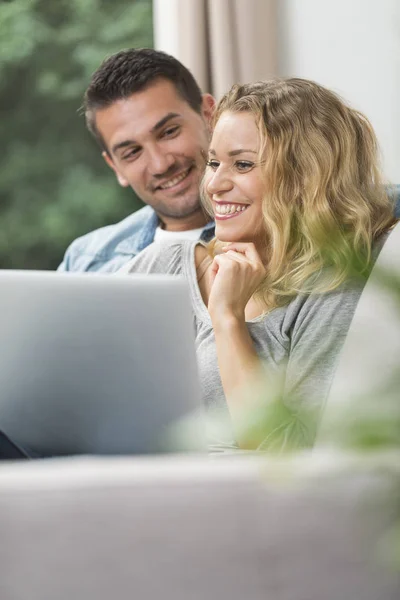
left=0, top=0, right=153, bottom=269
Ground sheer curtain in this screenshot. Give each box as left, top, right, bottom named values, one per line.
left=153, top=0, right=278, bottom=98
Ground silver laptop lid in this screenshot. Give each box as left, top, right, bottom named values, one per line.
left=0, top=271, right=203, bottom=456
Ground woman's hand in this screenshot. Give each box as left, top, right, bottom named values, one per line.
left=207, top=242, right=266, bottom=323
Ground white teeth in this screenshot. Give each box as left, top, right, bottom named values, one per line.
left=215, top=203, right=248, bottom=215
left=159, top=169, right=190, bottom=189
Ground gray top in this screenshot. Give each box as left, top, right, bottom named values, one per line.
left=124, top=240, right=364, bottom=451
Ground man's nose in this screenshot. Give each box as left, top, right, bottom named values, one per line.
left=147, top=145, right=175, bottom=176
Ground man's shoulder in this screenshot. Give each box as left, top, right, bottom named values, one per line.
left=59, top=206, right=158, bottom=272
left=73, top=205, right=155, bottom=254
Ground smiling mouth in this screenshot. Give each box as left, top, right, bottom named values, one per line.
left=214, top=203, right=249, bottom=219
left=156, top=167, right=193, bottom=190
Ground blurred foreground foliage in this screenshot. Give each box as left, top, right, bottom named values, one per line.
left=0, top=0, right=152, bottom=269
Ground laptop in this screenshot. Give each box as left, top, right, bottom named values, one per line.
left=0, top=270, right=203, bottom=457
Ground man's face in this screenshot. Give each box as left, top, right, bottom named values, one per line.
left=96, top=79, right=214, bottom=226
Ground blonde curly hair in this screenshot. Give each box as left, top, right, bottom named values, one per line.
left=202, top=78, right=397, bottom=308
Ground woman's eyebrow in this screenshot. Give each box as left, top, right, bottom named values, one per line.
left=228, top=149, right=257, bottom=156
left=208, top=148, right=257, bottom=156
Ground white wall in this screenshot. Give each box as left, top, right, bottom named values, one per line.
left=278, top=0, right=400, bottom=181
left=153, top=0, right=210, bottom=92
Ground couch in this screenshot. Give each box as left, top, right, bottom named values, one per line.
left=0, top=452, right=399, bottom=600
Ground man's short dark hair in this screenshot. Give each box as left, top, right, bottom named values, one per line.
left=83, top=48, right=203, bottom=150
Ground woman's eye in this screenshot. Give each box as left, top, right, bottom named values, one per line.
left=236, top=161, right=254, bottom=172
left=206, top=160, right=219, bottom=170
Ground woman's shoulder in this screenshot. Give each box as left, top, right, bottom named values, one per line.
left=119, top=240, right=196, bottom=275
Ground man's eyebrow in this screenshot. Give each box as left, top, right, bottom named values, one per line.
left=111, top=113, right=182, bottom=155
left=208, top=148, right=257, bottom=156
left=151, top=112, right=181, bottom=133
left=112, top=139, right=136, bottom=154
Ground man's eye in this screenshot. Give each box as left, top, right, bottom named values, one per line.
left=206, top=160, right=219, bottom=170
left=122, top=147, right=141, bottom=161
left=236, top=161, right=254, bottom=172
left=162, top=125, right=180, bottom=138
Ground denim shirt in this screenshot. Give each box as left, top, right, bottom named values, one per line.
left=58, top=205, right=216, bottom=272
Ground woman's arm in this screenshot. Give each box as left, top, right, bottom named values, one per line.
left=205, top=243, right=363, bottom=450
left=206, top=243, right=269, bottom=446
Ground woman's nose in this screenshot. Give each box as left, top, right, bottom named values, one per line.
left=206, top=167, right=233, bottom=196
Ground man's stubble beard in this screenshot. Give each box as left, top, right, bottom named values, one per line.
left=150, top=190, right=204, bottom=220
left=148, top=159, right=206, bottom=220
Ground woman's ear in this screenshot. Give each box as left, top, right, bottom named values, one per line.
left=102, top=151, right=129, bottom=187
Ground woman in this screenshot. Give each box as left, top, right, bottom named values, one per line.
left=122, top=79, right=397, bottom=451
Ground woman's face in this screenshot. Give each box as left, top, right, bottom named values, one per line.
left=204, top=111, right=266, bottom=247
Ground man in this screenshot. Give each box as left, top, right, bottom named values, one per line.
left=58, top=48, right=216, bottom=272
